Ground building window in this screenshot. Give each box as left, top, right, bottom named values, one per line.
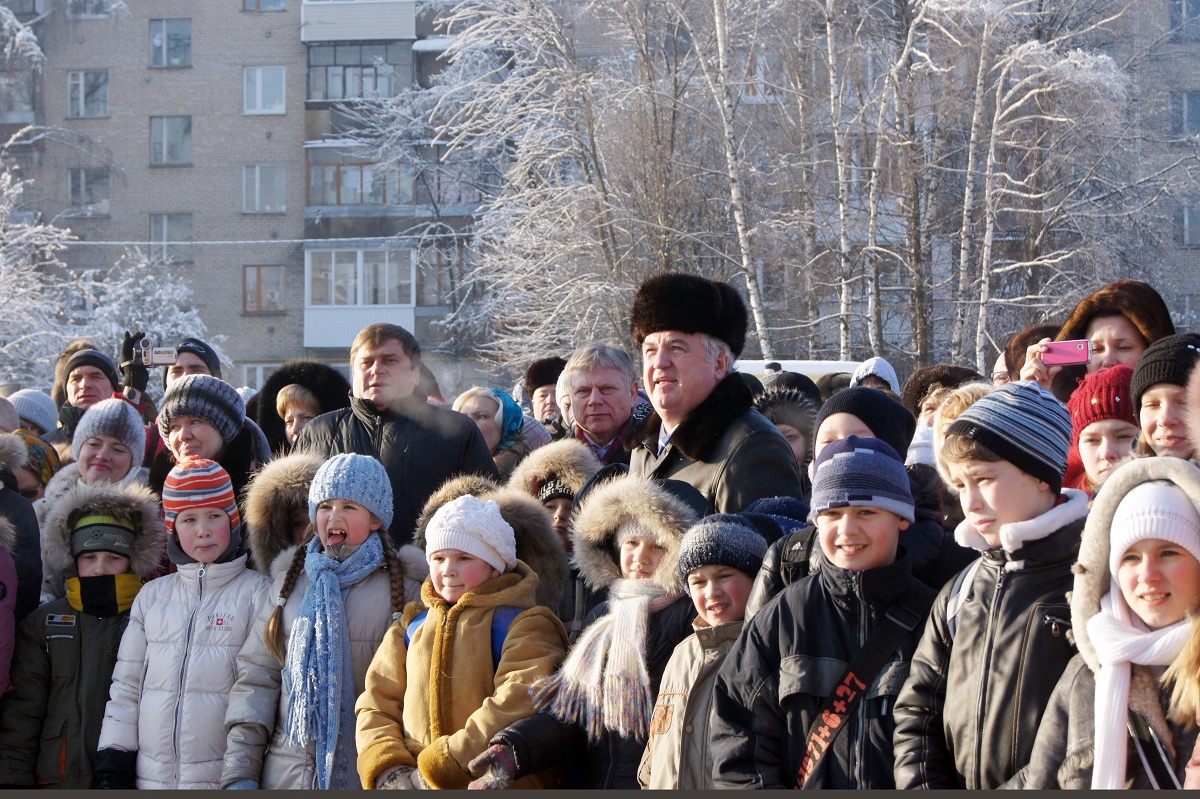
left=68, top=167, right=110, bottom=215
left=245, top=265, right=286, bottom=313
left=1171, top=0, right=1200, bottom=38
left=150, top=116, right=192, bottom=165
left=1172, top=92, right=1200, bottom=136
left=307, top=44, right=406, bottom=101
left=742, top=52, right=782, bottom=104
left=307, top=148, right=413, bottom=205
left=243, top=164, right=287, bottom=213
left=244, top=0, right=284, bottom=9
left=244, top=67, right=285, bottom=114
left=67, top=71, right=107, bottom=118
left=1180, top=202, right=1200, bottom=247
left=307, top=249, right=414, bottom=307
left=149, top=213, right=193, bottom=262
left=0, top=66, right=34, bottom=121
left=150, top=19, right=191, bottom=68
left=67, top=0, right=109, bottom=17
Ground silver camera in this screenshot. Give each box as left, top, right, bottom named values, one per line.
left=135, top=338, right=177, bottom=367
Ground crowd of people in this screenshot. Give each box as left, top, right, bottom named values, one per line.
left=0, top=272, right=1196, bottom=789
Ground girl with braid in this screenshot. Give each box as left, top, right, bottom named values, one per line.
left=220, top=454, right=427, bottom=790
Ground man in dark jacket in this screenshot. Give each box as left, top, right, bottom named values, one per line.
left=627, top=272, right=804, bottom=512
left=560, top=343, right=653, bottom=466
left=43, top=348, right=121, bottom=461
left=295, top=323, right=498, bottom=546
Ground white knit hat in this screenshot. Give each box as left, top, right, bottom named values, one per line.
left=424, top=494, right=516, bottom=574
left=1109, top=480, right=1200, bottom=576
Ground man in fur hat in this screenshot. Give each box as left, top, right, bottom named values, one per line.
left=627, top=272, right=805, bottom=513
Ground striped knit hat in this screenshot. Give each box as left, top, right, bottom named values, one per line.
left=809, top=435, right=915, bottom=523
left=947, top=380, right=1072, bottom=493
left=162, top=458, right=241, bottom=534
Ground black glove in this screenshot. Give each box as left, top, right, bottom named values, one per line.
left=119, top=331, right=149, bottom=394
left=93, top=747, right=137, bottom=789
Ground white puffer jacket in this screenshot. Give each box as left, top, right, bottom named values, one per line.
left=98, top=554, right=272, bottom=789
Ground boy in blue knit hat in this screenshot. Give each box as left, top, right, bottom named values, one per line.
left=893, top=380, right=1089, bottom=789
left=709, top=436, right=934, bottom=789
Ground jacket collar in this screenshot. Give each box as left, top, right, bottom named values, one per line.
left=955, top=488, right=1089, bottom=559
left=691, top=617, right=744, bottom=649
left=631, top=373, right=753, bottom=463
left=175, top=553, right=251, bottom=591
left=349, top=393, right=427, bottom=425
left=818, top=549, right=916, bottom=608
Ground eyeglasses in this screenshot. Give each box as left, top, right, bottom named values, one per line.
left=991, top=372, right=1010, bottom=385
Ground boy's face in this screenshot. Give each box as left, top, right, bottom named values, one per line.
left=77, top=551, right=131, bottom=577
left=428, top=548, right=500, bottom=604
left=542, top=497, right=573, bottom=549
left=315, top=499, right=380, bottom=551
left=813, top=413, right=875, bottom=462
left=620, top=534, right=666, bottom=580
left=175, top=506, right=232, bottom=564
left=946, top=458, right=1055, bottom=547
left=687, top=564, right=753, bottom=627
left=816, top=506, right=907, bottom=572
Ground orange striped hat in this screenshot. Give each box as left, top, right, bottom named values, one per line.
left=162, top=457, right=241, bottom=534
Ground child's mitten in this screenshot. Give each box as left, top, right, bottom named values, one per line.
left=467, top=744, right=517, bottom=790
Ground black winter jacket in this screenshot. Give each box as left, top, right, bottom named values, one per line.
left=710, top=552, right=934, bottom=789
left=892, top=490, right=1088, bottom=790
left=0, top=477, right=41, bottom=622
left=295, top=394, right=498, bottom=545
left=492, top=593, right=695, bottom=789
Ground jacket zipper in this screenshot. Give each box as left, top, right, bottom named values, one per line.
left=173, top=565, right=205, bottom=778
left=972, top=568, right=1006, bottom=789
left=853, top=572, right=867, bottom=788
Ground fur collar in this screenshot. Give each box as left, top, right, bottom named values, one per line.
left=631, top=373, right=753, bottom=463
left=0, top=515, right=15, bottom=554
left=0, top=433, right=27, bottom=472
left=242, top=451, right=325, bottom=573
left=954, top=488, right=1088, bottom=555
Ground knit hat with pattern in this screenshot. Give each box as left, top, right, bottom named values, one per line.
left=71, top=514, right=138, bottom=560
left=424, top=494, right=517, bottom=574
left=308, top=453, right=394, bottom=530
left=157, top=374, right=245, bottom=445
left=162, top=458, right=241, bottom=535
left=1109, top=480, right=1200, bottom=577
left=676, top=514, right=768, bottom=584
left=1131, top=332, right=1200, bottom=415
left=72, top=398, right=146, bottom=461
left=9, top=389, right=57, bottom=435
left=813, top=386, right=916, bottom=460
left=63, top=349, right=119, bottom=395
left=947, top=380, right=1072, bottom=493
left=809, top=435, right=915, bottom=523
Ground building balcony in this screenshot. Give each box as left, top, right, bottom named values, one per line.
left=301, top=0, right=416, bottom=43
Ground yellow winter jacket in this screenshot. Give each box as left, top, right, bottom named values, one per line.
left=355, top=560, right=567, bottom=789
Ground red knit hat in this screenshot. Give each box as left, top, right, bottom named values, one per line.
left=1064, top=365, right=1136, bottom=489
left=162, top=457, right=241, bottom=534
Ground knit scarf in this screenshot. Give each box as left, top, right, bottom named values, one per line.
left=1086, top=588, right=1190, bottom=789
left=282, top=533, right=383, bottom=790
left=65, top=573, right=143, bottom=615
left=532, top=578, right=677, bottom=742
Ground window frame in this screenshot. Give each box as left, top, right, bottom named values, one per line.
left=150, top=19, right=192, bottom=69
left=244, top=66, right=286, bottom=115
left=67, top=0, right=109, bottom=18
left=149, top=213, right=193, bottom=263
left=306, top=148, right=413, bottom=206
left=244, top=264, right=287, bottom=313
left=243, top=164, right=288, bottom=214
left=150, top=115, right=193, bottom=166
left=306, top=43, right=404, bottom=101
left=244, top=0, right=285, bottom=10
left=67, top=70, right=108, bottom=118
left=67, top=167, right=110, bottom=215
left=306, top=249, right=416, bottom=308
left=1181, top=201, right=1200, bottom=248
left=1172, top=91, right=1200, bottom=137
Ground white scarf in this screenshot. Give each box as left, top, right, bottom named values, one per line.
left=1086, top=587, right=1190, bottom=789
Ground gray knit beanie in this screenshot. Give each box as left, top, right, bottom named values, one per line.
left=676, top=514, right=768, bottom=584
left=809, top=435, right=915, bottom=523
left=72, top=398, right=146, bottom=461
left=308, top=453, right=394, bottom=530
left=9, top=389, right=58, bottom=435
left=157, top=374, right=245, bottom=445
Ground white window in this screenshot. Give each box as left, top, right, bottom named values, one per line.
left=244, top=0, right=284, bottom=9
left=1173, top=92, right=1200, bottom=136
left=245, top=265, right=286, bottom=312
left=1182, top=202, right=1200, bottom=247
left=1172, top=0, right=1200, bottom=38
left=307, top=249, right=415, bottom=307
left=68, top=167, right=110, bottom=215
left=151, top=19, right=191, bottom=68
left=150, top=213, right=193, bottom=262
left=150, top=116, right=192, bottom=165
left=244, top=67, right=285, bottom=114
left=68, top=71, right=107, bottom=118
left=243, top=164, right=287, bottom=213
left=67, top=0, right=109, bottom=17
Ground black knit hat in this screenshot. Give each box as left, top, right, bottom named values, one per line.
left=176, top=337, right=222, bottom=378
left=63, top=349, right=119, bottom=394
left=630, top=272, right=748, bottom=357
left=813, top=386, right=916, bottom=460
left=1131, top=332, right=1200, bottom=414
left=157, top=374, right=245, bottom=444
left=676, top=514, right=768, bottom=583
left=755, top=388, right=818, bottom=453
left=524, top=356, right=567, bottom=397
left=900, top=364, right=983, bottom=418
left=761, top=371, right=822, bottom=407
left=537, top=476, right=574, bottom=504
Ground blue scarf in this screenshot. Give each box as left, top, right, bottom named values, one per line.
left=282, top=534, right=383, bottom=790
left=489, top=389, right=525, bottom=452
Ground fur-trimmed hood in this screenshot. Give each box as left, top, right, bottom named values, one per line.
left=507, top=438, right=602, bottom=499
left=1186, top=361, right=1200, bottom=462
left=0, top=515, right=15, bottom=554
left=40, top=479, right=166, bottom=583
left=571, top=474, right=699, bottom=594
left=254, top=359, right=352, bottom=454
left=0, top=432, right=28, bottom=472
left=630, top=372, right=753, bottom=464
left=413, top=474, right=569, bottom=611
left=242, top=450, right=325, bottom=573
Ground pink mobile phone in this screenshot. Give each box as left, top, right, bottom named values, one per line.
left=1041, top=339, right=1092, bottom=366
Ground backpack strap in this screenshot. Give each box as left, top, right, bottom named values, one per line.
left=946, top=557, right=983, bottom=641
left=794, top=581, right=934, bottom=788
left=404, top=605, right=524, bottom=672
left=404, top=609, right=429, bottom=649
left=778, top=525, right=819, bottom=586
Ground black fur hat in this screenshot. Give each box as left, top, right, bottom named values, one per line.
left=255, top=360, right=352, bottom=454
left=524, top=356, right=567, bottom=397
left=630, top=272, right=748, bottom=357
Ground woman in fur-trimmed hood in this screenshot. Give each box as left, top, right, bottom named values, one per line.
left=240, top=451, right=325, bottom=573
left=1008, top=456, right=1200, bottom=789
left=467, top=474, right=701, bottom=789
left=414, top=473, right=569, bottom=613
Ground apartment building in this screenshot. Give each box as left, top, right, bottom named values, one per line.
left=2, top=0, right=479, bottom=389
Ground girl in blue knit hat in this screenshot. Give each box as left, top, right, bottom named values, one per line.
left=220, top=453, right=427, bottom=790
